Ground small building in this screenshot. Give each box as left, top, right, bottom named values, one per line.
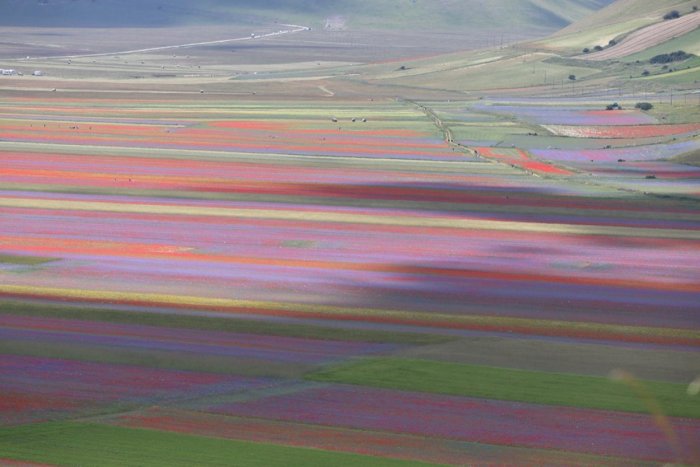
left=32, top=70, right=43, bottom=76
left=1, top=69, right=16, bottom=76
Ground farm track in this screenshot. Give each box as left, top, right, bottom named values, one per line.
left=579, top=11, right=700, bottom=60
left=25, top=23, right=311, bottom=60
left=425, top=101, right=700, bottom=204
left=410, top=99, right=583, bottom=178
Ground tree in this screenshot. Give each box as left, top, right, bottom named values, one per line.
left=568, top=74, right=576, bottom=81
left=663, top=10, right=680, bottom=19
left=642, top=69, right=650, bottom=76
left=594, top=45, right=603, bottom=51
left=582, top=47, right=590, bottom=53
left=650, top=50, right=694, bottom=64
left=635, top=102, right=653, bottom=111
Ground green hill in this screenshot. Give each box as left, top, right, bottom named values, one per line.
left=357, top=0, right=700, bottom=92
left=2, top=0, right=614, bottom=33
left=538, top=0, right=700, bottom=51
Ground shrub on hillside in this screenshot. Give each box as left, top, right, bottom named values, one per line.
left=582, top=47, right=590, bottom=53
left=663, top=10, right=680, bottom=19
left=594, top=45, right=604, bottom=51
left=635, top=102, right=653, bottom=111
left=650, top=50, right=694, bottom=64
left=568, top=74, right=576, bottom=81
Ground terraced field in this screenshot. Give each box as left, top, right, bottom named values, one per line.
left=0, top=90, right=698, bottom=465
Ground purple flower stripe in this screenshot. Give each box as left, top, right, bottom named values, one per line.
left=0, top=316, right=397, bottom=364
left=214, top=384, right=700, bottom=462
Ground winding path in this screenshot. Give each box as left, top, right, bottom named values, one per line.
left=27, top=23, right=310, bottom=60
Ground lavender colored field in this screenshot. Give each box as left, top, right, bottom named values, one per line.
left=108, top=407, right=652, bottom=466
left=210, top=384, right=700, bottom=462
left=532, top=140, right=700, bottom=164
left=0, top=314, right=397, bottom=365
left=472, top=104, right=657, bottom=125
left=0, top=354, right=272, bottom=425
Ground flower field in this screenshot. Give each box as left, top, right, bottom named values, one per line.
left=543, top=123, right=700, bottom=139
left=0, top=354, right=273, bottom=425
left=471, top=103, right=658, bottom=125
left=474, top=146, right=573, bottom=175
left=1, top=93, right=699, bottom=465
left=532, top=140, right=700, bottom=164
left=210, top=384, right=700, bottom=461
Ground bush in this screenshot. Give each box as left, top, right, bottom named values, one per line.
left=635, top=102, right=653, bottom=111
left=568, top=74, right=576, bottom=81
left=663, top=10, right=680, bottom=19
left=582, top=47, right=590, bottom=53
left=642, top=69, right=650, bottom=76
left=650, top=50, right=694, bottom=64
left=594, top=45, right=604, bottom=51
left=608, top=39, right=617, bottom=46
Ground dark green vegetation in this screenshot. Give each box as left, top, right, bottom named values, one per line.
left=0, top=422, right=430, bottom=467
left=0, top=301, right=452, bottom=345
left=673, top=149, right=700, bottom=166
left=0, top=254, right=57, bottom=265
left=650, top=50, right=695, bottom=64
left=308, top=358, right=700, bottom=418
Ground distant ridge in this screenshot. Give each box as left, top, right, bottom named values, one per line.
left=555, top=0, right=698, bottom=34
left=1, top=0, right=614, bottom=33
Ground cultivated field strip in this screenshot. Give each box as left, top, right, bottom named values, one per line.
left=580, top=10, right=700, bottom=60
left=1, top=96, right=699, bottom=465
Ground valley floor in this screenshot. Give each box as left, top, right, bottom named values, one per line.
left=0, top=88, right=698, bottom=465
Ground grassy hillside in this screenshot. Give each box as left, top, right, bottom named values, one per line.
left=2, top=0, right=613, bottom=32
left=355, top=0, right=700, bottom=92
left=539, top=0, right=699, bottom=51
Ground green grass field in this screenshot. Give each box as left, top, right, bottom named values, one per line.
left=0, top=422, right=432, bottom=467
left=0, top=301, right=452, bottom=346
left=308, top=357, right=700, bottom=418
left=0, top=255, right=57, bottom=265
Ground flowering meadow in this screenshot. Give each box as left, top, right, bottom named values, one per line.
left=1, top=94, right=699, bottom=465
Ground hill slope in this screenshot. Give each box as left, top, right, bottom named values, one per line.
left=539, top=0, right=700, bottom=51
left=356, top=0, right=700, bottom=93
left=1, top=0, right=614, bottom=33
